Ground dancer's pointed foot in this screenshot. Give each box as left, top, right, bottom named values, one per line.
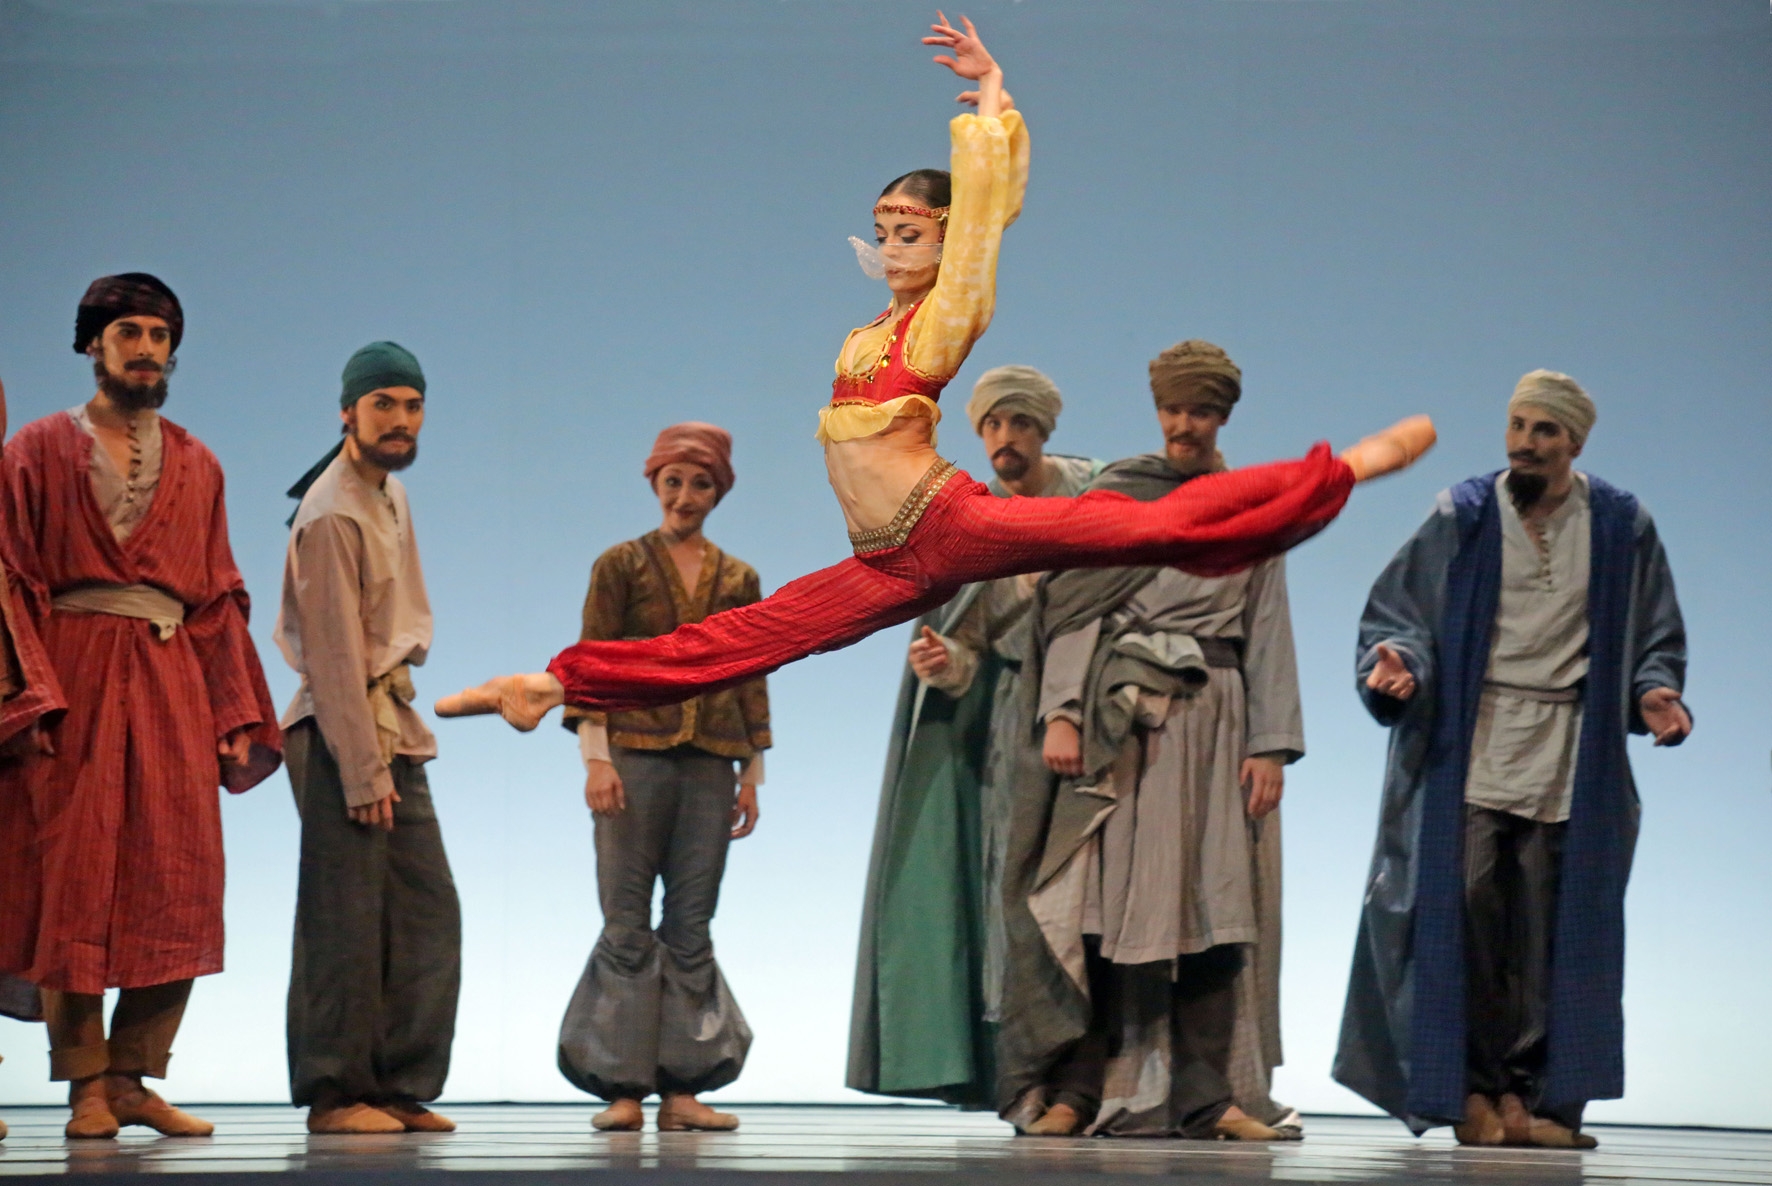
left=1341, top=415, right=1437, bottom=483
left=434, top=673, right=564, bottom=732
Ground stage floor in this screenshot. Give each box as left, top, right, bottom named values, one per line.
left=0, top=1104, right=1766, bottom=1183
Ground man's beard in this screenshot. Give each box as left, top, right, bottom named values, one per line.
left=1505, top=466, right=1548, bottom=511
left=356, top=430, right=418, bottom=472
left=991, top=446, right=1030, bottom=482
left=94, top=357, right=173, bottom=412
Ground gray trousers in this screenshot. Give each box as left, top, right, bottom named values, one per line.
left=558, top=746, right=751, bottom=1101
left=1463, top=804, right=1581, bottom=1127
left=285, top=721, right=462, bottom=1107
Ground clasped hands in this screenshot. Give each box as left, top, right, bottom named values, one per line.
left=1365, top=642, right=1692, bottom=745
left=1041, top=716, right=1284, bottom=819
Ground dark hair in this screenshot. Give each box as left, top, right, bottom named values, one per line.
left=877, top=168, right=952, bottom=208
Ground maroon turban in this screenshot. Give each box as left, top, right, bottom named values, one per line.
left=74, top=272, right=184, bottom=354
left=643, top=422, right=735, bottom=501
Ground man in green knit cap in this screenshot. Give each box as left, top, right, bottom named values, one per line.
left=275, top=342, right=462, bottom=1134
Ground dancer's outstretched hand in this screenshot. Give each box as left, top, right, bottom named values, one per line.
left=925, top=12, right=1005, bottom=117
left=1341, top=415, right=1437, bottom=483
left=434, top=672, right=565, bottom=732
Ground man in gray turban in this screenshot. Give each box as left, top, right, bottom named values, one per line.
left=1336, top=369, right=1689, bottom=1149
left=847, top=364, right=1101, bottom=1110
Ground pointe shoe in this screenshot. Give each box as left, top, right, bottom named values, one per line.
left=379, top=1099, right=456, bottom=1133
left=433, top=673, right=563, bottom=732
left=1341, top=415, right=1438, bottom=483
left=66, top=1079, right=119, bottom=1139
left=591, top=1098, right=644, bottom=1132
left=1525, top=1115, right=1598, bottom=1149
left=1497, top=1092, right=1532, bottom=1146
left=307, top=1101, right=406, bottom=1134
left=1454, top=1092, right=1505, bottom=1146
left=0, top=1116, right=8, bottom=1140
left=1023, top=1102, right=1084, bottom=1136
left=656, top=1094, right=739, bottom=1132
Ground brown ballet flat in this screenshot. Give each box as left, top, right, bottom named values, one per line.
left=591, top=1098, right=644, bottom=1132
left=434, top=673, right=563, bottom=732
left=65, top=1080, right=119, bottom=1140
left=1454, top=1093, right=1506, bottom=1146
left=307, top=1101, right=405, bottom=1134
left=1023, top=1102, right=1084, bottom=1136
left=656, top=1095, right=738, bottom=1132
left=1525, top=1115, right=1598, bottom=1149
left=1215, top=1113, right=1282, bottom=1141
left=1341, top=415, right=1437, bottom=483
left=107, top=1084, right=213, bottom=1137
left=378, top=1099, right=456, bottom=1133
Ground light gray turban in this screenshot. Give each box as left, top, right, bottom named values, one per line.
left=966, top=365, right=1063, bottom=437
left=1510, top=369, right=1596, bottom=447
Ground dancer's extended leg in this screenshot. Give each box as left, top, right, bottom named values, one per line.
left=436, top=419, right=1433, bottom=723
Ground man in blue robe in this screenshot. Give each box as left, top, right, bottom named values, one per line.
left=1333, top=370, right=1690, bottom=1149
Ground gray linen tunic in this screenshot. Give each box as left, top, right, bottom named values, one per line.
left=1030, top=557, right=1302, bottom=1131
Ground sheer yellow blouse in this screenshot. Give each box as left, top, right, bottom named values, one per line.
left=817, top=108, right=1030, bottom=444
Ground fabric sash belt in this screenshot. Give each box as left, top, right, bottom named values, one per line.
left=1483, top=679, right=1581, bottom=705
left=1197, top=637, right=1243, bottom=670
left=52, top=584, right=185, bottom=642
left=368, top=664, right=417, bottom=765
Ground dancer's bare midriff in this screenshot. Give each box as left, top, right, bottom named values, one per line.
left=823, top=414, right=946, bottom=533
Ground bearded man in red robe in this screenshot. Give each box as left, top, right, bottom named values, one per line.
left=0, top=274, right=282, bottom=1139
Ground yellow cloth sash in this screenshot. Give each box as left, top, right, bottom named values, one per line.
left=52, top=583, right=185, bottom=642
left=368, top=664, right=417, bottom=765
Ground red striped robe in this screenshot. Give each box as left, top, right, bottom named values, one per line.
left=0, top=411, right=281, bottom=994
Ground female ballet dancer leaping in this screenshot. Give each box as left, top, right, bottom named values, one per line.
left=437, top=13, right=1435, bottom=730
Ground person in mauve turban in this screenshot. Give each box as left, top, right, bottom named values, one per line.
left=556, top=422, right=770, bottom=1134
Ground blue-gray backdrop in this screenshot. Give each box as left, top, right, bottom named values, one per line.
left=1, top=0, right=1767, bottom=1123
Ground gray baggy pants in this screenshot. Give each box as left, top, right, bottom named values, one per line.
left=1463, top=804, right=1582, bottom=1128
left=285, top=720, right=462, bottom=1107
left=558, top=746, right=751, bottom=1101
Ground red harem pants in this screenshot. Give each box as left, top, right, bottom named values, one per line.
left=548, top=444, right=1354, bottom=713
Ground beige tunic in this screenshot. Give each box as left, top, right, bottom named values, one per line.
left=275, top=452, right=436, bottom=808
left=69, top=405, right=163, bottom=540
left=1466, top=473, right=1590, bottom=823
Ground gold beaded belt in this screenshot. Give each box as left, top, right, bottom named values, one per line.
left=848, top=459, right=959, bottom=555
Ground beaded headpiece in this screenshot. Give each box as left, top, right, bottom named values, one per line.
left=873, top=201, right=950, bottom=225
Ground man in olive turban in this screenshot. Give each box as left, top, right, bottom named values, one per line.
left=276, top=341, right=461, bottom=1134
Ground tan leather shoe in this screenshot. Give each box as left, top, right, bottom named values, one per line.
left=1215, top=1108, right=1282, bottom=1142
left=107, top=1081, right=213, bottom=1137
left=1454, top=1093, right=1505, bottom=1146
left=66, top=1079, right=119, bottom=1139
left=379, top=1100, right=456, bottom=1133
left=1341, top=415, right=1438, bottom=483
left=434, top=673, right=563, bottom=732
left=656, top=1094, right=739, bottom=1132
left=591, top=1098, right=644, bottom=1132
left=307, top=1102, right=405, bottom=1134
left=1497, top=1093, right=1532, bottom=1146
left=1526, top=1116, right=1598, bottom=1149
left=1023, top=1103, right=1084, bottom=1136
